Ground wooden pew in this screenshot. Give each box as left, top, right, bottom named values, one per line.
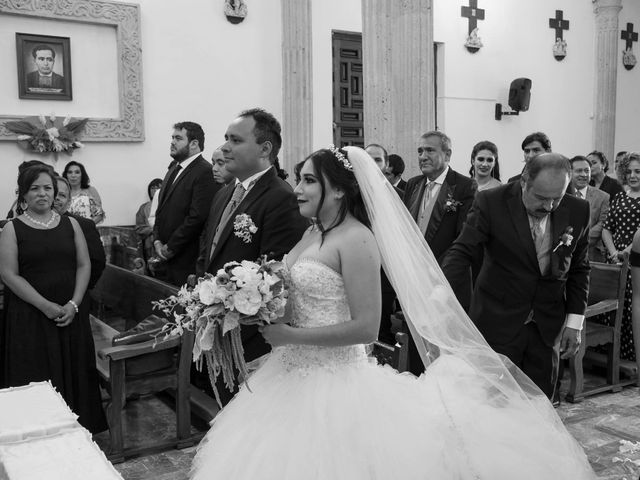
left=90, top=264, right=218, bottom=462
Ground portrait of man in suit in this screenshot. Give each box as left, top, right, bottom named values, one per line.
left=196, top=108, right=307, bottom=404
left=442, top=154, right=590, bottom=398
left=17, top=35, right=72, bottom=100
left=153, top=121, right=219, bottom=286
left=403, top=130, right=475, bottom=373
left=570, top=155, right=610, bottom=262
left=25, top=44, right=65, bottom=92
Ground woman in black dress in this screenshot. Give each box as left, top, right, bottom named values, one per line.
left=0, top=165, right=106, bottom=433
left=588, top=150, right=624, bottom=200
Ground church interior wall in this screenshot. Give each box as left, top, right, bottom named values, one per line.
left=616, top=0, right=640, bottom=157
left=0, top=0, right=283, bottom=225
left=433, top=0, right=596, bottom=181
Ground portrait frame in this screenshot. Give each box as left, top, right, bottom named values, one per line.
left=0, top=0, right=144, bottom=142
left=16, top=32, right=73, bottom=101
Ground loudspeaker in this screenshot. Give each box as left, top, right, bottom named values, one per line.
left=508, top=78, right=532, bottom=112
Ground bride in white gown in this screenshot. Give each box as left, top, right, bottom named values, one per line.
left=190, top=146, right=596, bottom=479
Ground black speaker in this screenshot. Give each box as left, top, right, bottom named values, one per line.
left=508, top=78, right=532, bottom=112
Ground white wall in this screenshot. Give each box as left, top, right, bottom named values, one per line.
left=311, top=0, right=362, bottom=152
left=433, top=0, right=596, bottom=181
left=616, top=0, right=640, bottom=156
left=0, top=0, right=283, bottom=225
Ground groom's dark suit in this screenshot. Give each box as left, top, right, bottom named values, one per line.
left=196, top=167, right=307, bottom=401
left=154, top=155, right=219, bottom=286
left=442, top=182, right=590, bottom=395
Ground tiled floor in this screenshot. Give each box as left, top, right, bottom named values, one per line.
left=95, top=376, right=640, bottom=480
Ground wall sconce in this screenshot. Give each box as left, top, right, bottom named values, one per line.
left=495, top=78, right=532, bottom=120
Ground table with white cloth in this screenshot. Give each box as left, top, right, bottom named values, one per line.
left=0, top=381, right=122, bottom=480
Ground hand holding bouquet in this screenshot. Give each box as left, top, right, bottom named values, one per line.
left=154, top=256, right=288, bottom=405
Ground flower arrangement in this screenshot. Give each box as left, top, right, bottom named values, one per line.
left=154, top=256, right=288, bottom=405
left=4, top=114, right=88, bottom=154
left=444, top=193, right=463, bottom=213
left=233, top=213, right=258, bottom=243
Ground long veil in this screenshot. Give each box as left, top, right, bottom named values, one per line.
left=344, top=146, right=596, bottom=477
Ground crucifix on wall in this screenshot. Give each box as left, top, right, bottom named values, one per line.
left=549, top=10, right=569, bottom=61
left=461, top=0, right=485, bottom=53
left=621, top=23, right=638, bottom=70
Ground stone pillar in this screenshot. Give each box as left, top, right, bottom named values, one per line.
left=593, top=0, right=622, bottom=163
left=281, top=0, right=313, bottom=179
left=362, top=0, right=434, bottom=168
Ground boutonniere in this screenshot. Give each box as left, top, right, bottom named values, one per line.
left=552, top=226, right=574, bottom=253
left=444, top=193, right=463, bottom=213
left=233, top=214, right=258, bottom=243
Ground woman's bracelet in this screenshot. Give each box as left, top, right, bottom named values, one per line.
left=67, top=300, right=79, bottom=313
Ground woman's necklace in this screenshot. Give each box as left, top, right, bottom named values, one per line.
left=24, top=210, right=58, bottom=228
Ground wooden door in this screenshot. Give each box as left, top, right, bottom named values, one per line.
left=332, top=31, right=363, bottom=147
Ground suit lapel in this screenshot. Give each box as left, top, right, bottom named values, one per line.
left=207, top=168, right=276, bottom=268
left=204, top=183, right=236, bottom=264
left=425, top=169, right=454, bottom=244
left=551, top=200, right=570, bottom=256
left=506, top=184, right=539, bottom=270
left=159, top=155, right=203, bottom=210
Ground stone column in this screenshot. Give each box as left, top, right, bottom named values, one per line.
left=593, top=0, right=622, bottom=163
left=281, top=0, right=313, bottom=179
left=362, top=0, right=434, bottom=168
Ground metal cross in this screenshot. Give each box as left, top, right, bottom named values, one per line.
left=461, top=0, right=485, bottom=35
left=549, top=10, right=570, bottom=40
left=621, top=23, right=638, bottom=50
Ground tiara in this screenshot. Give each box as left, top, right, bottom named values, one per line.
left=328, top=144, right=353, bottom=171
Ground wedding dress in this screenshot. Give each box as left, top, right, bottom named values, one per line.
left=190, top=257, right=595, bottom=479
left=190, top=147, right=596, bottom=479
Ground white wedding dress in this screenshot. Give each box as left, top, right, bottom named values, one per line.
left=190, top=257, right=596, bottom=479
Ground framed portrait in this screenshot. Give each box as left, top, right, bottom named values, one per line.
left=16, top=32, right=72, bottom=101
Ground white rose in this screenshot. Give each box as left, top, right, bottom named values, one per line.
left=199, top=279, right=219, bottom=306
left=233, top=288, right=263, bottom=316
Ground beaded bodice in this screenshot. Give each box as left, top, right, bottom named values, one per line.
left=275, top=258, right=367, bottom=373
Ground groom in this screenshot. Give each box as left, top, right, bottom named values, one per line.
left=196, top=108, right=307, bottom=404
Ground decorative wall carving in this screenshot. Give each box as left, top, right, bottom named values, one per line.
left=0, top=0, right=144, bottom=142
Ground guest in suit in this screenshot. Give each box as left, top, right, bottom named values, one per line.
left=385, top=154, right=406, bottom=193
left=53, top=176, right=106, bottom=290
left=569, top=156, right=609, bottom=262
left=469, top=140, right=502, bottom=191
left=442, top=154, right=590, bottom=398
left=403, top=130, right=475, bottom=372
left=508, top=132, right=552, bottom=183
left=587, top=151, right=624, bottom=201
left=153, top=122, right=219, bottom=286
left=365, top=143, right=388, bottom=172
left=196, top=108, right=307, bottom=404
left=25, top=45, right=65, bottom=92
left=212, top=146, right=235, bottom=186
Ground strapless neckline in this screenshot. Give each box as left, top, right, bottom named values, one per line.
left=286, top=255, right=342, bottom=279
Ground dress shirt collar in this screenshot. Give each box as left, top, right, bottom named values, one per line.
left=237, top=166, right=272, bottom=191
left=427, top=166, right=449, bottom=186
left=577, top=186, right=588, bottom=198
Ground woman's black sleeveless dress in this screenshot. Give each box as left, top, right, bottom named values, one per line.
left=3, top=216, right=107, bottom=433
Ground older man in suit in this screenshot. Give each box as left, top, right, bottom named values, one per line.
left=442, top=154, right=590, bottom=398
left=196, top=108, right=307, bottom=404
left=403, top=130, right=475, bottom=373
left=153, top=121, right=219, bottom=286
left=570, top=155, right=610, bottom=262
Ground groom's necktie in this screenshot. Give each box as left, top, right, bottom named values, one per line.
left=210, top=182, right=247, bottom=259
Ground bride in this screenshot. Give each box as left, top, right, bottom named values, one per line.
left=190, top=146, right=596, bottom=479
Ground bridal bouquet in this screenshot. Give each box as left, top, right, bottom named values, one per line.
left=154, top=256, right=288, bottom=404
